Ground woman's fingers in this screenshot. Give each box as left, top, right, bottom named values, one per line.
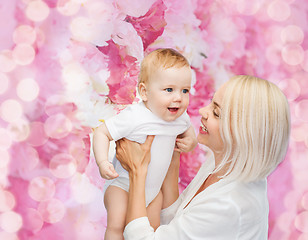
left=142, top=135, right=155, bottom=151
left=115, top=136, right=155, bottom=173
left=115, top=139, right=127, bottom=164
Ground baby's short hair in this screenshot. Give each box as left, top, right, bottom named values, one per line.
left=138, top=48, right=190, bottom=86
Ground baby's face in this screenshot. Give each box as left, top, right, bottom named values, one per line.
left=144, top=66, right=191, bottom=122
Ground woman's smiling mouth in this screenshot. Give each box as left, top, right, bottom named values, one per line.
left=200, top=121, right=208, bottom=133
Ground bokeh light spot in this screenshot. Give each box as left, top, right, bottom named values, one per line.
left=69, top=140, right=87, bottom=172
left=12, top=44, right=36, bottom=66
left=0, top=128, right=12, bottom=150
left=16, top=78, right=40, bottom=102
left=17, top=146, right=39, bottom=172
left=28, top=176, right=55, bottom=202
left=295, top=211, right=308, bottom=233
left=0, top=73, right=9, bottom=95
left=0, top=232, right=18, bottom=240
left=57, top=0, right=81, bottom=16
left=8, top=119, right=30, bottom=142
left=0, top=190, right=16, bottom=212
left=278, top=78, right=301, bottom=101
left=281, top=25, right=304, bottom=44
left=44, top=114, right=72, bottom=139
left=281, top=44, right=304, bottom=66
left=236, top=0, right=263, bottom=15
left=38, top=198, right=66, bottom=223
left=301, top=50, right=308, bottom=73
left=0, top=50, right=16, bottom=73
left=291, top=123, right=308, bottom=142
left=0, top=149, right=10, bottom=168
left=0, top=211, right=23, bottom=233
left=84, top=1, right=113, bottom=22
left=277, top=211, right=295, bottom=232
left=295, top=100, right=308, bottom=122
left=284, top=191, right=301, bottom=211
left=26, top=0, right=50, bottom=22
left=299, top=233, right=308, bottom=240
left=69, top=17, right=95, bottom=42
left=49, top=153, right=77, bottom=178
left=265, top=44, right=282, bottom=66
left=0, top=99, right=23, bottom=123
left=13, top=25, right=36, bottom=45
left=301, top=192, right=308, bottom=211
left=267, top=0, right=291, bottom=22
left=23, top=208, right=43, bottom=233
left=27, top=122, right=48, bottom=147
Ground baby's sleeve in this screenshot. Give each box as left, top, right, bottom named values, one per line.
left=104, top=106, right=136, bottom=141
left=182, top=111, right=192, bottom=130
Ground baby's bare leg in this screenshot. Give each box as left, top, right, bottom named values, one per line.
left=146, top=190, right=163, bottom=230
left=104, top=186, right=128, bottom=240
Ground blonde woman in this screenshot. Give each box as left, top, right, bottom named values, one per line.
left=115, top=75, right=290, bottom=239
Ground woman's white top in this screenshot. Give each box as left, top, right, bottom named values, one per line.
left=123, top=157, right=269, bottom=239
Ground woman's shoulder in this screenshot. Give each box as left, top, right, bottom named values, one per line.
left=191, top=179, right=268, bottom=216
left=228, top=179, right=269, bottom=223
left=229, top=179, right=268, bottom=205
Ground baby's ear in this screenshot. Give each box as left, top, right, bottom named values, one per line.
left=138, top=83, right=148, bottom=101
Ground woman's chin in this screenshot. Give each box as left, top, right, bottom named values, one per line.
left=197, top=135, right=206, bottom=145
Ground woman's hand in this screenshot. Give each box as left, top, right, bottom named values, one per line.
left=115, top=135, right=155, bottom=176
left=115, top=136, right=155, bottom=225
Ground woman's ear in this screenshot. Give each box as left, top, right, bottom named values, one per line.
left=138, top=83, right=148, bottom=101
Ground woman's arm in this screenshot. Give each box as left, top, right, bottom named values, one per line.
left=161, top=151, right=180, bottom=209
left=115, top=135, right=155, bottom=224
left=123, top=191, right=240, bottom=240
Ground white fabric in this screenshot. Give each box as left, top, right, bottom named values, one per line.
left=104, top=101, right=191, bottom=206
left=123, top=157, right=269, bottom=239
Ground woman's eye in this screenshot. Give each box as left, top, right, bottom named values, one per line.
left=165, top=88, right=173, bottom=92
left=213, top=110, right=220, bottom=118
left=182, top=89, right=189, bottom=93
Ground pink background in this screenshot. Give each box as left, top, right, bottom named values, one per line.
left=0, top=0, right=308, bottom=239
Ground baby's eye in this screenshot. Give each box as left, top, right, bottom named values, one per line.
left=182, top=89, right=189, bottom=94
left=165, top=88, right=173, bottom=92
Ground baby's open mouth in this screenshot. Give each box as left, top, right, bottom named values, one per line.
left=168, top=107, right=179, bottom=112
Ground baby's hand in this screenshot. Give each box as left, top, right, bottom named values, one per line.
left=98, top=161, right=119, bottom=180
left=175, top=136, right=196, bottom=152
left=175, top=126, right=198, bottom=153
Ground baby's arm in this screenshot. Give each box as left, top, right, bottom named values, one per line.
left=93, top=122, right=119, bottom=179
left=175, top=125, right=197, bottom=152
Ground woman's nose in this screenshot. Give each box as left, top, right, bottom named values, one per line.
left=199, top=107, right=208, bottom=119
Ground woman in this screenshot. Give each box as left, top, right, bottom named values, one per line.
left=115, top=75, right=290, bottom=239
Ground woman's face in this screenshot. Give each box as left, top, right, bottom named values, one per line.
left=197, top=84, right=225, bottom=157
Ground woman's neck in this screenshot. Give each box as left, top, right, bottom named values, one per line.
left=212, top=152, right=230, bottom=178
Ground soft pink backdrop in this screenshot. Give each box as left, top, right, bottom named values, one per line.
left=0, top=0, right=307, bottom=239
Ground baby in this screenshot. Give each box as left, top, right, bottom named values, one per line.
left=93, top=48, right=197, bottom=240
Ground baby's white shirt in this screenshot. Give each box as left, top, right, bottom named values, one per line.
left=104, top=101, right=191, bottom=205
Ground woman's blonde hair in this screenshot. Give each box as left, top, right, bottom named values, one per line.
left=138, top=48, right=190, bottom=86
left=216, top=75, right=290, bottom=182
